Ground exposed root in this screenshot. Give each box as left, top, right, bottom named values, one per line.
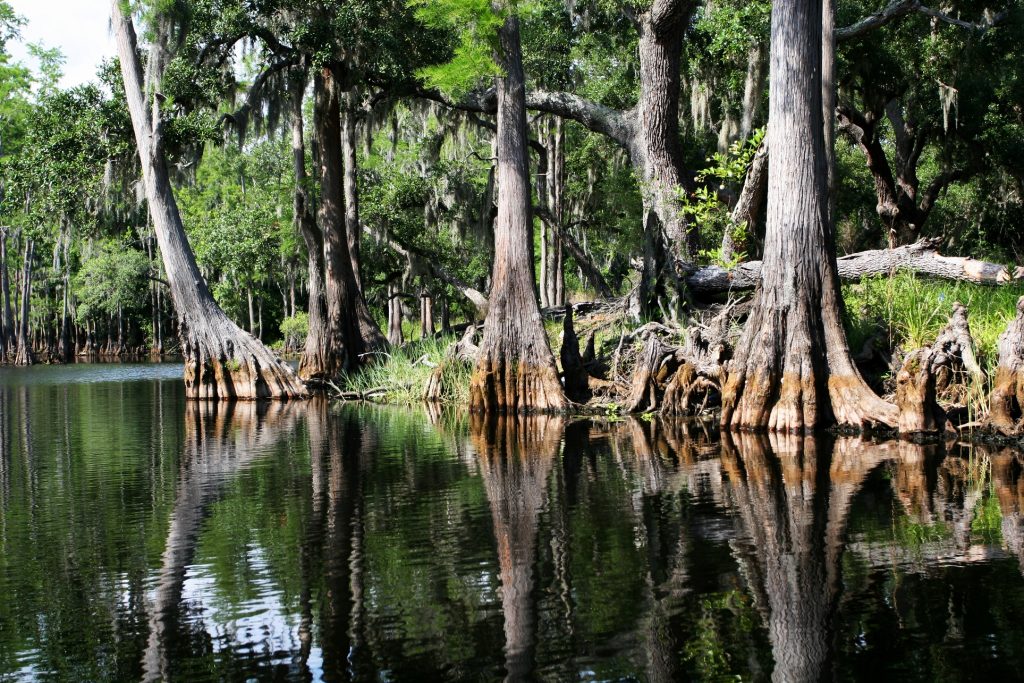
left=894, top=350, right=949, bottom=434
left=470, top=355, right=568, bottom=413
left=424, top=325, right=479, bottom=402
left=625, top=335, right=676, bottom=413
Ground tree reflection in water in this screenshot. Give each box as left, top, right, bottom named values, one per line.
left=8, top=385, right=1024, bottom=681
left=141, top=400, right=301, bottom=682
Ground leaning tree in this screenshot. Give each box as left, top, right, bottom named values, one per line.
left=111, top=0, right=303, bottom=399
left=719, top=0, right=897, bottom=431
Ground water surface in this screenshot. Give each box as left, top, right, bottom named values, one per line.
left=1, top=364, right=1024, bottom=681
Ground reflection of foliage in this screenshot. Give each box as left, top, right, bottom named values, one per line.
left=682, top=590, right=760, bottom=680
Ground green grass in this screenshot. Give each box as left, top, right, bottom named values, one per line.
left=340, top=334, right=473, bottom=404
left=843, top=272, right=1024, bottom=378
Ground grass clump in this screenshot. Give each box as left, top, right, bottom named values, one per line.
left=843, top=271, right=1024, bottom=377
left=340, top=334, right=472, bottom=404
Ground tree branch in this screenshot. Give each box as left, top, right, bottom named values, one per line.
left=415, top=85, right=634, bottom=149
left=836, top=0, right=1007, bottom=42
left=219, top=56, right=300, bottom=140
left=685, top=238, right=1013, bottom=294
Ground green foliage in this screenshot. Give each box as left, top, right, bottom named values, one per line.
left=409, top=0, right=505, bottom=97
left=678, top=128, right=764, bottom=266
left=279, top=312, right=309, bottom=349
left=74, top=241, right=150, bottom=322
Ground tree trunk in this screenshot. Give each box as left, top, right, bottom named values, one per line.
left=341, top=89, right=363, bottom=291
left=13, top=239, right=32, bottom=366
left=290, top=74, right=331, bottom=383
left=314, top=68, right=386, bottom=378
left=315, top=68, right=366, bottom=377
left=247, top=287, right=256, bottom=336
left=720, top=0, right=896, bottom=431
left=387, top=284, right=403, bottom=346
left=420, top=290, right=435, bottom=339
left=633, top=2, right=697, bottom=321
left=111, top=2, right=302, bottom=398
left=0, top=229, right=11, bottom=361
left=469, top=16, right=567, bottom=413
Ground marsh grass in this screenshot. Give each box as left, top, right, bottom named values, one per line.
left=844, top=272, right=1024, bottom=379
left=341, top=334, right=473, bottom=404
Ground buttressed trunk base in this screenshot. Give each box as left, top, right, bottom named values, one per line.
left=720, top=0, right=896, bottom=432
left=469, top=16, right=566, bottom=413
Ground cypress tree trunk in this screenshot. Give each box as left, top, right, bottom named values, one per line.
left=469, top=16, right=567, bottom=413
left=632, top=1, right=698, bottom=320
left=111, top=0, right=303, bottom=399
left=315, top=68, right=364, bottom=377
left=0, top=228, right=10, bottom=361
left=341, top=90, right=363, bottom=292
left=13, top=239, right=32, bottom=366
left=290, top=74, right=332, bottom=383
left=720, top=0, right=896, bottom=431
left=387, top=284, right=403, bottom=347
left=987, top=297, right=1024, bottom=435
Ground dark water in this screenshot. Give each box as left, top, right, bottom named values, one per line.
left=2, top=366, right=1024, bottom=681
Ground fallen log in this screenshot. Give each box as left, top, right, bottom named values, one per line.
left=685, top=238, right=1014, bottom=294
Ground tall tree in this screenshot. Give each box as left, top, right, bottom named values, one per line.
left=415, top=0, right=566, bottom=412
left=110, top=0, right=303, bottom=399
left=720, top=0, right=896, bottom=431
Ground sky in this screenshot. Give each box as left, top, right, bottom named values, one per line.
left=8, top=0, right=115, bottom=88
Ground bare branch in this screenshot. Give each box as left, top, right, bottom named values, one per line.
left=836, top=0, right=1007, bottom=42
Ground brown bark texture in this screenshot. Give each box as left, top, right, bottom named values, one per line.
left=469, top=17, right=567, bottom=413
left=988, top=296, right=1024, bottom=436
left=720, top=0, right=896, bottom=431
left=112, top=1, right=303, bottom=399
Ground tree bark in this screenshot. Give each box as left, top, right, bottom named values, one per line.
left=632, top=1, right=698, bottom=320
left=387, top=284, right=403, bottom=346
left=317, top=72, right=386, bottom=366
left=111, top=0, right=302, bottom=399
left=341, top=89, right=363, bottom=291
left=420, top=289, right=435, bottom=339
left=987, top=297, right=1024, bottom=435
left=13, top=239, right=32, bottom=367
left=290, top=74, right=332, bottom=383
left=469, top=16, right=567, bottom=413
left=720, top=0, right=897, bottom=431
left=0, top=229, right=10, bottom=361
left=314, top=68, right=372, bottom=378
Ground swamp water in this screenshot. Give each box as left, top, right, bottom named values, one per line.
left=2, top=365, right=1024, bottom=681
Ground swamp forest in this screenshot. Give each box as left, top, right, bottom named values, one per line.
left=4, top=0, right=1024, bottom=680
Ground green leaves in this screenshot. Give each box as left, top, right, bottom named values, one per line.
left=409, top=0, right=504, bottom=97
